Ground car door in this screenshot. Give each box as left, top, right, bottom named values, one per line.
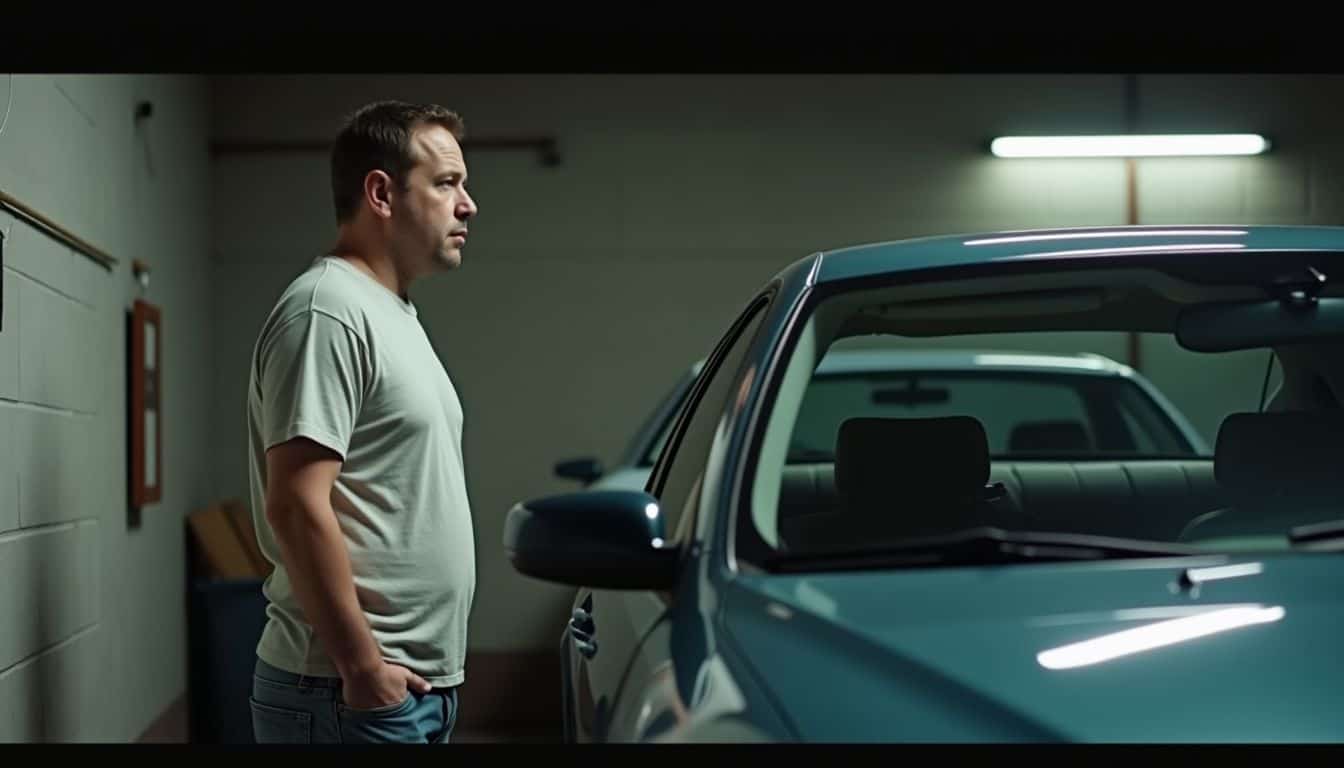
left=566, top=294, right=771, bottom=742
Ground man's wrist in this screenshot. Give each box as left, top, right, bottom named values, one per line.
left=335, top=651, right=384, bottom=681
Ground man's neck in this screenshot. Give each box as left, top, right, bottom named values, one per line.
left=330, top=232, right=412, bottom=300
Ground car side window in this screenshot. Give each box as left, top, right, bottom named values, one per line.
left=649, top=296, right=770, bottom=542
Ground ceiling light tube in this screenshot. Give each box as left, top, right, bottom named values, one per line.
left=991, top=134, right=1270, bottom=158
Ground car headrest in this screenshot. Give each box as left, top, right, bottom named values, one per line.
left=1216, top=411, right=1344, bottom=496
left=1009, top=420, right=1091, bottom=452
left=835, top=416, right=990, bottom=516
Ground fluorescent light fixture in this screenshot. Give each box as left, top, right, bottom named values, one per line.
left=991, top=134, right=1269, bottom=158
left=1037, top=605, right=1284, bottom=670
left=965, top=230, right=1247, bottom=246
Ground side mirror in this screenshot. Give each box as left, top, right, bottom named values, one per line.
left=502, top=490, right=678, bottom=590
left=554, top=457, right=604, bottom=484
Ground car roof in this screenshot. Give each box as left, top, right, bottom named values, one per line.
left=812, top=224, right=1344, bottom=284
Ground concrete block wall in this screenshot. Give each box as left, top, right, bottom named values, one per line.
left=0, top=74, right=212, bottom=742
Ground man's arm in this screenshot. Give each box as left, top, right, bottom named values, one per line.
left=264, top=436, right=431, bottom=707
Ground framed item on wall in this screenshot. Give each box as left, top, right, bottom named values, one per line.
left=130, top=299, right=162, bottom=508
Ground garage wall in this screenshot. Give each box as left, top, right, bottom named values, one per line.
left=208, top=73, right=1344, bottom=696
left=0, top=75, right=212, bottom=741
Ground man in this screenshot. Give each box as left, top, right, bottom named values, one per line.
left=244, top=100, right=479, bottom=744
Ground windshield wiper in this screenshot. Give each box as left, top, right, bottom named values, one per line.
left=767, top=526, right=1202, bottom=573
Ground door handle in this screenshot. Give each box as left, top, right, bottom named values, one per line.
left=572, top=631, right=598, bottom=659
left=569, top=607, right=598, bottom=658
left=571, top=607, right=595, bottom=634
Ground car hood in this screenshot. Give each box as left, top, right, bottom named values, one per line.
left=723, top=552, right=1344, bottom=742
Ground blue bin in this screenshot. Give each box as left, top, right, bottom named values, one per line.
left=187, top=578, right=268, bottom=744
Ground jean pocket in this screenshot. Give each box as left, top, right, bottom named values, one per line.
left=338, top=693, right=425, bottom=743
left=338, top=692, right=415, bottom=716
left=250, top=697, right=313, bottom=744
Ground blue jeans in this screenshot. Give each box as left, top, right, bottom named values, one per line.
left=250, top=658, right=459, bottom=744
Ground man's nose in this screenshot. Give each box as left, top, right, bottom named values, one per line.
left=458, top=190, right=478, bottom=219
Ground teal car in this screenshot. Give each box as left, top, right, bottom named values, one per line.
left=504, top=225, right=1344, bottom=742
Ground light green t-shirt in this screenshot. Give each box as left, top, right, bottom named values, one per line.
left=246, top=255, right=475, bottom=687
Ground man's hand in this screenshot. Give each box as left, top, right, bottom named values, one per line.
left=342, top=662, right=433, bottom=710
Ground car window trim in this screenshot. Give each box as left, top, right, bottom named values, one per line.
left=646, top=292, right=773, bottom=502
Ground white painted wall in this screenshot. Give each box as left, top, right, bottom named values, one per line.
left=0, top=75, right=212, bottom=741
left=208, top=74, right=1344, bottom=656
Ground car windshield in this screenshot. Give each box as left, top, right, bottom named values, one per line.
left=742, top=257, right=1344, bottom=570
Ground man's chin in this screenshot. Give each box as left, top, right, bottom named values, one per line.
left=433, top=249, right=463, bottom=270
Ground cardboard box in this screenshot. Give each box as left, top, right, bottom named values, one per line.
left=187, top=500, right=273, bottom=580
left=223, top=499, right=273, bottom=578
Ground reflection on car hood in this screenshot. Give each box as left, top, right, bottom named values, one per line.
left=725, top=553, right=1344, bottom=742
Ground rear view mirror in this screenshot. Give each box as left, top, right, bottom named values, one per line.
left=872, top=386, right=950, bottom=406
left=1176, top=297, right=1344, bottom=352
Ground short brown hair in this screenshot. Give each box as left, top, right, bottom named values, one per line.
left=330, top=100, right=465, bottom=223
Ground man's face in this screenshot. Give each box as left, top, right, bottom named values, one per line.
left=392, top=123, right=478, bottom=274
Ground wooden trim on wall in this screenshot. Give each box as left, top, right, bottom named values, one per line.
left=0, top=189, right=118, bottom=270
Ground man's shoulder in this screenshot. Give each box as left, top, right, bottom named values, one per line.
left=269, top=257, right=374, bottom=333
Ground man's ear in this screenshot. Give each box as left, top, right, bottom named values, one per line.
left=364, top=170, right=394, bottom=219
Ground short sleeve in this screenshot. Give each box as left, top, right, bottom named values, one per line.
left=256, top=311, right=370, bottom=460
